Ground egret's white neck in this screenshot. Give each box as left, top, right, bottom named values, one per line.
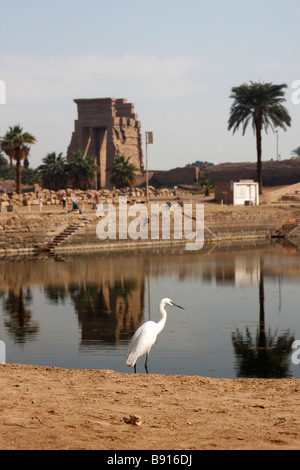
left=156, top=303, right=167, bottom=335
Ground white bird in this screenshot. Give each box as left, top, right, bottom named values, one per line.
left=126, top=297, right=184, bottom=374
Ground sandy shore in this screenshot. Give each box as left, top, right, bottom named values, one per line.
left=1, top=363, right=300, bottom=450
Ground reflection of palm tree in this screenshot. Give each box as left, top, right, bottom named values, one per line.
left=232, top=327, right=294, bottom=378
left=3, top=288, right=39, bottom=343
left=44, top=286, right=69, bottom=304
left=70, top=280, right=137, bottom=315
left=232, top=258, right=294, bottom=378
left=114, top=280, right=136, bottom=302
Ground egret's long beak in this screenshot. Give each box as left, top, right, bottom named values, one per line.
left=171, top=301, right=184, bottom=309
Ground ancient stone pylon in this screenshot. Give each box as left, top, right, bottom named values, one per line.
left=67, top=98, right=144, bottom=189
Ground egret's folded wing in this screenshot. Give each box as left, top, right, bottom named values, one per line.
left=126, top=321, right=157, bottom=366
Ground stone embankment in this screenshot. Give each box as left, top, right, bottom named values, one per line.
left=1, top=202, right=300, bottom=255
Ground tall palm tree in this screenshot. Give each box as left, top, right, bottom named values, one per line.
left=108, top=155, right=138, bottom=189
left=38, top=152, right=68, bottom=190
left=228, top=82, right=291, bottom=194
left=0, top=125, right=37, bottom=194
left=67, top=150, right=99, bottom=190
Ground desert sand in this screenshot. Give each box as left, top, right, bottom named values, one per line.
left=0, top=363, right=300, bottom=450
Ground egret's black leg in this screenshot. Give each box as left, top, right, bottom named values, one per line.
left=145, top=353, right=149, bottom=374
left=134, top=364, right=136, bottom=374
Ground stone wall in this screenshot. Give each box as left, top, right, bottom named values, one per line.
left=214, top=182, right=234, bottom=204
left=150, top=166, right=200, bottom=187
left=0, top=213, right=82, bottom=253
left=204, top=159, right=300, bottom=186
left=202, top=206, right=298, bottom=241
left=1, top=205, right=299, bottom=255
left=45, top=206, right=300, bottom=251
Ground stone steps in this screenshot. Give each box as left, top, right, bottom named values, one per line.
left=288, top=220, right=300, bottom=238
left=272, top=218, right=300, bottom=238
left=281, top=189, right=300, bottom=202
left=40, top=217, right=90, bottom=251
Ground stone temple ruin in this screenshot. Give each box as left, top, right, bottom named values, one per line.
left=67, top=98, right=144, bottom=189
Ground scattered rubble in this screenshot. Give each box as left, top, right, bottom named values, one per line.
left=0, top=186, right=188, bottom=212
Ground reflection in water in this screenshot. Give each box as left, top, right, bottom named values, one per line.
left=232, top=256, right=295, bottom=378
left=232, top=327, right=294, bottom=378
left=44, top=286, right=68, bottom=305
left=41, top=264, right=145, bottom=345
left=1, top=288, right=39, bottom=343
left=71, top=279, right=143, bottom=345
left=232, top=257, right=294, bottom=378
left=0, top=240, right=299, bottom=377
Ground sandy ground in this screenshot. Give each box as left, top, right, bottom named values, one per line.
left=1, top=363, right=300, bottom=450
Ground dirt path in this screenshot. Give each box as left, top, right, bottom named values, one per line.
left=0, top=363, right=300, bottom=450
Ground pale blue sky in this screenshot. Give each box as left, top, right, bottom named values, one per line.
left=1, top=0, right=299, bottom=170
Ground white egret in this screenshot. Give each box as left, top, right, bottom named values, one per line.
left=126, top=297, right=184, bottom=373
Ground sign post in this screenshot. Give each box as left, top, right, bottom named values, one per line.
left=145, top=131, right=153, bottom=202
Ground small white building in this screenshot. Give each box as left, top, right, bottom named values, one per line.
left=215, top=180, right=259, bottom=205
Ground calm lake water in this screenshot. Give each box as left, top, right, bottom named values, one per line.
left=1, top=239, right=300, bottom=378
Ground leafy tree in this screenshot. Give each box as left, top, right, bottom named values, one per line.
left=38, top=152, right=67, bottom=190
left=0, top=165, right=16, bottom=181
left=0, top=152, right=8, bottom=167
left=67, top=150, right=99, bottom=190
left=291, top=146, right=300, bottom=158
left=186, top=160, right=214, bottom=168
left=228, top=82, right=291, bottom=194
left=200, top=179, right=214, bottom=196
left=108, top=155, right=138, bottom=189
left=21, top=167, right=41, bottom=186
left=0, top=125, right=36, bottom=194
